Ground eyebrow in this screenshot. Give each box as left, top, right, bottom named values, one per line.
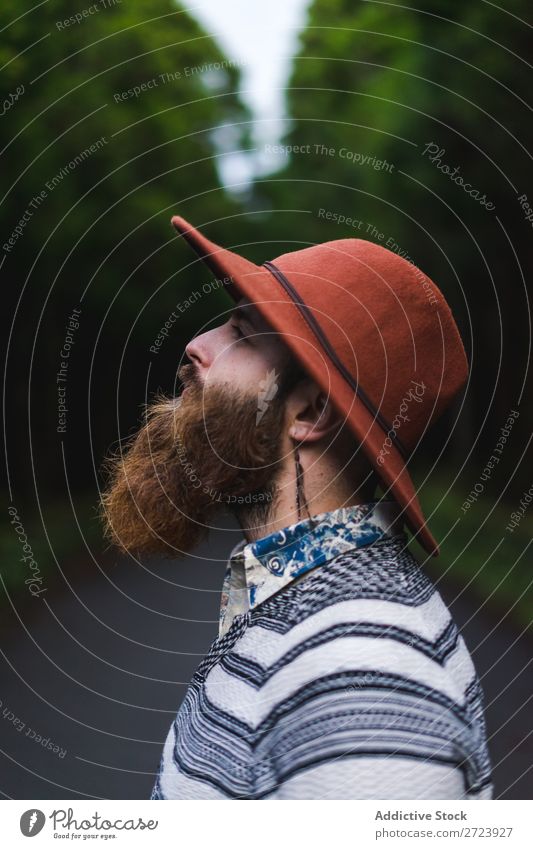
left=230, top=304, right=262, bottom=330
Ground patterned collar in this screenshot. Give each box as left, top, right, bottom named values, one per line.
left=218, top=499, right=406, bottom=637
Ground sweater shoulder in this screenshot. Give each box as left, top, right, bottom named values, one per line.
left=249, top=536, right=438, bottom=635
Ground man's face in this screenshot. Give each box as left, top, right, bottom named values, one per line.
left=184, top=296, right=284, bottom=394
left=99, top=298, right=295, bottom=559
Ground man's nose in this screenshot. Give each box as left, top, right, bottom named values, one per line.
left=184, top=336, right=208, bottom=369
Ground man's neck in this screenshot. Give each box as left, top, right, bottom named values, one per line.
left=233, top=459, right=377, bottom=544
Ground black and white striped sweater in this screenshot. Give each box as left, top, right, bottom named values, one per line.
left=150, top=501, right=493, bottom=799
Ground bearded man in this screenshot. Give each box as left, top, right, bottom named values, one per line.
left=100, top=216, right=493, bottom=800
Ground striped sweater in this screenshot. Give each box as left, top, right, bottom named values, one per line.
left=150, top=501, right=493, bottom=799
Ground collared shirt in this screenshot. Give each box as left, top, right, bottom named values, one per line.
left=151, top=499, right=493, bottom=800
left=218, top=500, right=406, bottom=638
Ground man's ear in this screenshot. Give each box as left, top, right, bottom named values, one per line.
left=286, top=380, right=341, bottom=443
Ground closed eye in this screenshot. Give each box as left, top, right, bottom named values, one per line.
left=230, top=322, right=247, bottom=342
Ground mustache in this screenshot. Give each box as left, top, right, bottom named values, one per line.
left=177, top=362, right=202, bottom=394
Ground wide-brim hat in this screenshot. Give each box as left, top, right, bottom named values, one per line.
left=171, top=215, right=469, bottom=558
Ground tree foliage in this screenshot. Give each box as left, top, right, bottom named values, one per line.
left=1, top=0, right=250, bottom=499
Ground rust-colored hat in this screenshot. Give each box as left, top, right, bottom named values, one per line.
left=171, top=215, right=469, bottom=558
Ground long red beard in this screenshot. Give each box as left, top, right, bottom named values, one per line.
left=98, top=367, right=287, bottom=558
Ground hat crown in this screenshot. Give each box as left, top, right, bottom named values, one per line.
left=271, top=238, right=469, bottom=454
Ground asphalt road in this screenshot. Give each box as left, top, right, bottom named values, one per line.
left=0, top=515, right=531, bottom=799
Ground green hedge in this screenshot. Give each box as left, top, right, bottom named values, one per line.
left=411, top=474, right=533, bottom=634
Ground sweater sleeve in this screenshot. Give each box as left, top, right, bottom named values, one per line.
left=253, top=665, right=493, bottom=800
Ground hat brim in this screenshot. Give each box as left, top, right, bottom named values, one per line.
left=171, top=215, right=440, bottom=558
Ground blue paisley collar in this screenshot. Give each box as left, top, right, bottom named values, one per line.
left=219, top=499, right=406, bottom=637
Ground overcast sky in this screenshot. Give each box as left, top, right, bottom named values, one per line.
left=183, top=0, right=311, bottom=185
